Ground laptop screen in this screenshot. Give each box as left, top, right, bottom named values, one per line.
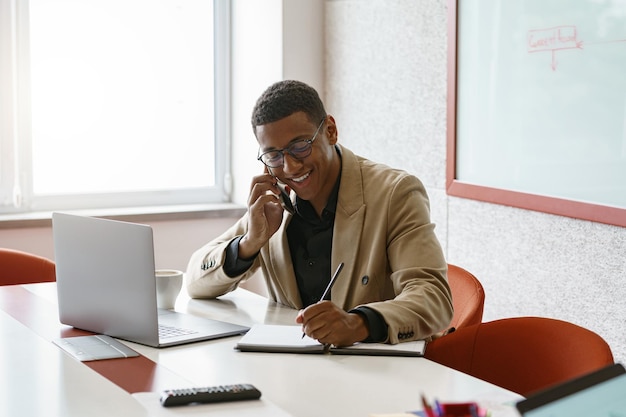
left=523, top=374, right=626, bottom=416
left=52, top=212, right=249, bottom=348
left=517, top=364, right=626, bottom=417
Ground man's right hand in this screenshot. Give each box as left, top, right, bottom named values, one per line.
left=238, top=171, right=285, bottom=259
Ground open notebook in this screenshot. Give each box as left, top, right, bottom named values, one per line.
left=235, top=324, right=426, bottom=356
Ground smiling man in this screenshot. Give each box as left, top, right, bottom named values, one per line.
left=186, top=80, right=453, bottom=347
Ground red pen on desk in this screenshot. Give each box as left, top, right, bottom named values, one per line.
left=420, top=394, right=437, bottom=417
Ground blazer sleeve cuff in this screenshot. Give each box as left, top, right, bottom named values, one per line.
left=350, top=306, right=389, bottom=343
left=224, top=235, right=257, bottom=277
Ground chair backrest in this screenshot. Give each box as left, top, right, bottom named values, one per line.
left=447, top=263, right=485, bottom=330
left=425, top=316, right=615, bottom=397
left=0, top=248, right=56, bottom=286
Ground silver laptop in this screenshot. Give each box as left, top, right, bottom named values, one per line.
left=516, top=363, right=626, bottom=416
left=52, top=212, right=249, bottom=348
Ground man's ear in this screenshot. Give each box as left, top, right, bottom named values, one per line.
left=326, top=115, right=338, bottom=144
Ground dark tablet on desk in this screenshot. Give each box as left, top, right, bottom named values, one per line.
left=516, top=363, right=626, bottom=416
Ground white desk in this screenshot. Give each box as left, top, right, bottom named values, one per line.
left=0, top=309, right=148, bottom=417
left=1, top=283, right=523, bottom=417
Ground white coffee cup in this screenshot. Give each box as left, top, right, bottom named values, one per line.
left=155, top=269, right=183, bottom=310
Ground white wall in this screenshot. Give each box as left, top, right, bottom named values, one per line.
left=230, top=0, right=325, bottom=205
left=0, top=217, right=240, bottom=272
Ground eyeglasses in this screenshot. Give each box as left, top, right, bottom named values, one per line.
left=257, top=118, right=326, bottom=168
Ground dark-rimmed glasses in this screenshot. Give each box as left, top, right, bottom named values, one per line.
left=257, top=118, right=326, bottom=168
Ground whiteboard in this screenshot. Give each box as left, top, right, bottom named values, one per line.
left=454, top=0, right=626, bottom=210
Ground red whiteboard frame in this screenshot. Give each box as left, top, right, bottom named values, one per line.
left=445, top=0, right=626, bottom=228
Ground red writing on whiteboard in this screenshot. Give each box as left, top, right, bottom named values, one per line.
left=527, top=25, right=626, bottom=71
left=527, top=26, right=583, bottom=70
left=527, top=26, right=582, bottom=53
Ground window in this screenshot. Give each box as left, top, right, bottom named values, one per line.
left=0, top=0, right=230, bottom=215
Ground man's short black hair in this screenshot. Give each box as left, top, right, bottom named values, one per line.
left=251, top=80, right=327, bottom=132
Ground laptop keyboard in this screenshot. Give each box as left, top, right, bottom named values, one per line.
left=159, top=324, right=198, bottom=339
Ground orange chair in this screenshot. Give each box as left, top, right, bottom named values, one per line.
left=447, top=263, right=485, bottom=330
left=0, top=248, right=56, bottom=286
left=425, top=316, right=614, bottom=397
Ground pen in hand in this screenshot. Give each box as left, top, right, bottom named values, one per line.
left=301, top=262, right=345, bottom=339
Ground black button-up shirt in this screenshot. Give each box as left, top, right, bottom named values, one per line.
left=286, top=179, right=339, bottom=307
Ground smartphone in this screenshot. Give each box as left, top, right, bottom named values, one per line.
left=266, top=167, right=295, bottom=215
left=276, top=181, right=295, bottom=215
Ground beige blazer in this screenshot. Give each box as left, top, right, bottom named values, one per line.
left=187, top=145, right=453, bottom=343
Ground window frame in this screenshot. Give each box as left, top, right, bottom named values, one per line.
left=0, top=0, right=231, bottom=216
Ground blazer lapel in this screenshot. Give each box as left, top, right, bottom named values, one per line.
left=331, top=145, right=366, bottom=310
left=268, top=212, right=303, bottom=308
